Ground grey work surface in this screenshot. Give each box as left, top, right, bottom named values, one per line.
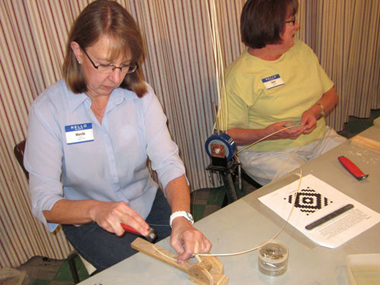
left=79, top=126, right=380, bottom=285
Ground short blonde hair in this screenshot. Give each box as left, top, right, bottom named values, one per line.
left=62, top=0, right=147, bottom=97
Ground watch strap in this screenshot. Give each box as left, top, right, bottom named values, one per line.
left=169, top=211, right=194, bottom=227
left=316, top=102, right=325, bottom=117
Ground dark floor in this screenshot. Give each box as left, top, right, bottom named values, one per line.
left=191, top=177, right=259, bottom=222
left=337, top=108, right=380, bottom=139
left=3, top=256, right=89, bottom=285
left=4, top=108, right=380, bottom=285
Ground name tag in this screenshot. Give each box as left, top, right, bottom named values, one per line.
left=65, top=123, right=94, bottom=145
left=262, top=74, right=284, bottom=90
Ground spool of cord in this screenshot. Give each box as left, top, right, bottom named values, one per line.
left=205, top=132, right=236, bottom=161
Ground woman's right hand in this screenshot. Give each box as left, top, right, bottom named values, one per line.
left=265, top=121, right=305, bottom=140
left=90, top=201, right=150, bottom=237
left=226, top=121, right=305, bottom=146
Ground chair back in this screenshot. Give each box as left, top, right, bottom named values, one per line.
left=14, top=140, right=29, bottom=179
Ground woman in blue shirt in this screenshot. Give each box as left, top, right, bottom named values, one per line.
left=24, top=0, right=211, bottom=271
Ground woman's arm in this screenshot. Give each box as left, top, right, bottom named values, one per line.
left=226, top=87, right=339, bottom=144
left=227, top=121, right=305, bottom=146
left=43, top=199, right=150, bottom=237
left=304, top=86, right=338, bottom=120
left=300, top=86, right=338, bottom=134
left=164, top=175, right=212, bottom=263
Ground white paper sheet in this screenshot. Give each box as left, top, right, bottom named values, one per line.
left=259, top=174, right=380, bottom=248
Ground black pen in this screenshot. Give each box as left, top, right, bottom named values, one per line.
left=305, top=204, right=354, bottom=230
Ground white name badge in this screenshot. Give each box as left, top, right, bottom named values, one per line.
left=65, top=123, right=94, bottom=145
left=262, top=74, right=284, bottom=90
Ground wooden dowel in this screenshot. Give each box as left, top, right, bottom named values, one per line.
left=351, top=135, right=380, bottom=153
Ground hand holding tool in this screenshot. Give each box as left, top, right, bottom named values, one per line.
left=121, top=223, right=157, bottom=242
left=338, top=156, right=368, bottom=181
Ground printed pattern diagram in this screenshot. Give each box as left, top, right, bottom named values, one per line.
left=285, top=187, right=334, bottom=215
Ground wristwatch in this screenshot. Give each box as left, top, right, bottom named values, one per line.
left=170, top=211, right=194, bottom=227
left=316, top=102, right=325, bottom=117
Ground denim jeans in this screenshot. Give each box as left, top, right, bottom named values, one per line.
left=62, top=189, right=172, bottom=271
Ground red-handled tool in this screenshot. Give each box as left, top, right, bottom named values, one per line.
left=338, top=156, right=369, bottom=181
left=121, top=223, right=157, bottom=243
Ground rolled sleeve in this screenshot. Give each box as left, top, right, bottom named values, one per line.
left=24, top=92, right=65, bottom=232
left=143, top=86, right=186, bottom=191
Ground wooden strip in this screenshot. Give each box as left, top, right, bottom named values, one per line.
left=351, top=135, right=380, bottom=153
left=131, top=238, right=193, bottom=273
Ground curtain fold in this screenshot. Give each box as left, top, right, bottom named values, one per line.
left=1, top=0, right=379, bottom=268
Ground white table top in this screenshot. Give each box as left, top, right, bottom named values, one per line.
left=80, top=126, right=380, bottom=284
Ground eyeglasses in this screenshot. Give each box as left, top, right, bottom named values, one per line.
left=80, top=46, right=138, bottom=74
left=285, top=16, right=296, bottom=25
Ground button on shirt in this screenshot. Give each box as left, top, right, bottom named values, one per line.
left=24, top=80, right=185, bottom=232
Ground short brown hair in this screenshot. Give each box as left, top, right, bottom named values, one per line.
left=241, top=0, right=299, bottom=49
left=62, top=0, right=147, bottom=97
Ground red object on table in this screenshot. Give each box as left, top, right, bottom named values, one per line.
left=121, top=223, right=157, bottom=242
left=338, top=156, right=368, bottom=181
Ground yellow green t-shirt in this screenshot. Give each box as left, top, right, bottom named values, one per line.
left=220, top=39, right=333, bottom=151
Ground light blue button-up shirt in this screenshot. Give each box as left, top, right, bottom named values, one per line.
left=24, top=80, right=185, bottom=232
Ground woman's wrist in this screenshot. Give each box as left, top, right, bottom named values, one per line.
left=315, top=102, right=325, bottom=118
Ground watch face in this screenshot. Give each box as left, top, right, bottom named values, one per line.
left=186, top=212, right=194, bottom=221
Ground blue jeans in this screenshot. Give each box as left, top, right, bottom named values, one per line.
left=62, top=189, right=172, bottom=271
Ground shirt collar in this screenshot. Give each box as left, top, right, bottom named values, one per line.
left=65, top=84, right=138, bottom=113
left=64, top=83, right=89, bottom=113
left=107, top=88, right=138, bottom=109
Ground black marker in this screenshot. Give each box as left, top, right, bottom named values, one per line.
left=305, top=204, right=354, bottom=230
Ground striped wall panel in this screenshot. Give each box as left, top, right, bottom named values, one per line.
left=1, top=0, right=379, bottom=268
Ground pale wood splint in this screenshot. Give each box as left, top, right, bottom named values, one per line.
left=351, top=135, right=380, bottom=153
left=131, top=238, right=229, bottom=285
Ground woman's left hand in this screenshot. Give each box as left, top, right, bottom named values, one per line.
left=164, top=175, right=212, bottom=263
left=300, top=86, right=339, bottom=135
left=170, top=218, right=212, bottom=264
left=300, top=109, right=318, bottom=134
